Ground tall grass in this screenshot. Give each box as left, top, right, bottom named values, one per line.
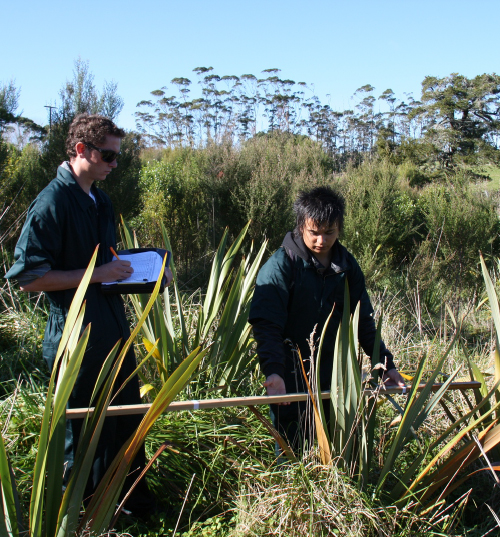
left=0, top=269, right=48, bottom=395
left=0, top=248, right=208, bottom=536
left=2, top=222, right=500, bottom=534
left=231, top=458, right=386, bottom=537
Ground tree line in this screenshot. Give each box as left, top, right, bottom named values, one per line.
left=134, top=67, right=500, bottom=168
left=2, top=61, right=500, bottom=169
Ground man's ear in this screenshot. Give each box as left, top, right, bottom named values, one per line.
left=75, top=142, right=86, bottom=157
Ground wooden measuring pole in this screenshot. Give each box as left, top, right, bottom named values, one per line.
left=65, top=381, right=481, bottom=420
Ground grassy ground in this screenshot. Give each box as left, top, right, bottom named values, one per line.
left=473, top=164, right=500, bottom=192
left=118, top=273, right=500, bottom=535
left=1, top=264, right=500, bottom=536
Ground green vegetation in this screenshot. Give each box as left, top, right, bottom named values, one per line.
left=3, top=225, right=500, bottom=535
left=0, top=246, right=208, bottom=536
left=2, top=63, right=500, bottom=535
left=473, top=164, right=500, bottom=192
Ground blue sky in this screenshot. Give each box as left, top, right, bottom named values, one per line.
left=2, top=0, right=499, bottom=131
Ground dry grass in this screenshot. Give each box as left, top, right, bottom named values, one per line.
left=229, top=456, right=386, bottom=537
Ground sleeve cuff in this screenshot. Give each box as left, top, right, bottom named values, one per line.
left=15, top=263, right=51, bottom=286
left=262, top=363, right=285, bottom=380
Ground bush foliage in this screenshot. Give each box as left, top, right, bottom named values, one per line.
left=122, top=134, right=500, bottom=296
left=3, top=132, right=499, bottom=295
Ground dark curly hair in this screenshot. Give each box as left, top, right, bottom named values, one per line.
left=294, top=186, right=345, bottom=232
left=66, top=114, right=125, bottom=159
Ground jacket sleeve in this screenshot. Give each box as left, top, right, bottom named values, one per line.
left=251, top=319, right=287, bottom=379
left=248, top=249, right=293, bottom=380
left=4, top=201, right=63, bottom=281
left=348, top=255, right=395, bottom=372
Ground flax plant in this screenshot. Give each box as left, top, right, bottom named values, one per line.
left=121, top=220, right=267, bottom=393
left=0, top=246, right=207, bottom=536
left=312, top=256, right=500, bottom=513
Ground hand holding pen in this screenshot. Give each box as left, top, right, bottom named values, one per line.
left=108, top=247, right=134, bottom=281
left=91, top=247, right=134, bottom=283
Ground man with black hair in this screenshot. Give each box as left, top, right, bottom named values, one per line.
left=5, top=114, right=170, bottom=515
left=249, top=186, right=404, bottom=453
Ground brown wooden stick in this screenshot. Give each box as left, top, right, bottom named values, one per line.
left=65, top=381, right=481, bottom=420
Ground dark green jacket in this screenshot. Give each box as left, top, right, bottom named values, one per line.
left=249, top=231, right=394, bottom=391
left=5, top=165, right=132, bottom=380
left=5, top=165, right=146, bottom=496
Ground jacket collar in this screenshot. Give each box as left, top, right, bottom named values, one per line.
left=56, top=163, right=106, bottom=211
left=282, top=230, right=350, bottom=273
left=329, top=242, right=350, bottom=273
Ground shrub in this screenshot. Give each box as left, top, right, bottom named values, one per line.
left=338, top=160, right=422, bottom=287
left=133, top=156, right=210, bottom=278
left=413, top=175, right=500, bottom=299
left=189, top=133, right=334, bottom=251
left=397, top=160, right=430, bottom=188
left=133, top=134, right=335, bottom=274
left=99, top=131, right=143, bottom=220
left=0, top=143, right=47, bottom=248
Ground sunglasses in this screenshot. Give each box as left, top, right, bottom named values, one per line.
left=84, top=142, right=120, bottom=163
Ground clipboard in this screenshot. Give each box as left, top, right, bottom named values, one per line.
left=101, top=248, right=171, bottom=295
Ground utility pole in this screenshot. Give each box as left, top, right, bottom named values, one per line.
left=44, top=105, right=56, bottom=136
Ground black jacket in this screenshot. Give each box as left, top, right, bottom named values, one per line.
left=249, top=231, right=394, bottom=391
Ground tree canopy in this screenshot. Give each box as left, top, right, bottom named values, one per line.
left=135, top=69, right=500, bottom=167
left=412, top=73, right=500, bottom=162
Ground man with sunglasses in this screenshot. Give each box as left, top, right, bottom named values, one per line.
left=5, top=114, right=161, bottom=517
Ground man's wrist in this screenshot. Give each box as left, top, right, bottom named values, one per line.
left=266, top=373, right=284, bottom=382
